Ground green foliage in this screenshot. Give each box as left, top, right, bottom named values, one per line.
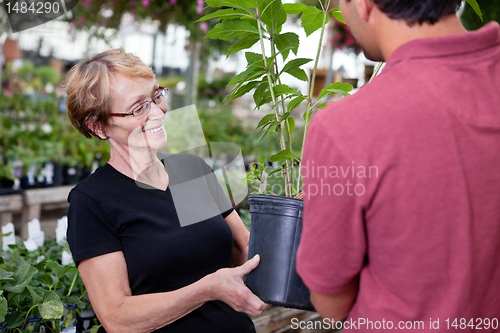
left=464, top=0, right=483, bottom=22
left=35, top=67, right=62, bottom=86
left=462, top=0, right=497, bottom=31
left=0, top=237, right=89, bottom=332
left=204, top=0, right=353, bottom=196
left=0, top=94, right=110, bottom=179
left=301, top=5, right=330, bottom=36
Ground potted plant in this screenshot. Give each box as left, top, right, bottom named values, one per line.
left=202, top=0, right=354, bottom=310
left=0, top=236, right=90, bottom=332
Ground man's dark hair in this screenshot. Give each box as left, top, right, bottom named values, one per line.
left=372, top=0, right=463, bottom=25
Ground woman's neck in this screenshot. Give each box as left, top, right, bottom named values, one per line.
left=107, top=144, right=169, bottom=190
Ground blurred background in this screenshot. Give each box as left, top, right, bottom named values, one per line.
left=0, top=0, right=497, bottom=233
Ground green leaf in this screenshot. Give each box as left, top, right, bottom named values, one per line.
left=245, top=52, right=263, bottom=64
left=0, top=296, right=7, bottom=323
left=37, top=274, right=55, bottom=288
left=253, top=83, right=269, bottom=108
left=270, top=149, right=299, bottom=162
left=205, top=0, right=255, bottom=12
left=283, top=3, right=307, bottom=14
left=259, top=0, right=287, bottom=34
left=273, top=84, right=297, bottom=97
left=301, top=6, right=329, bottom=37
left=285, top=117, right=295, bottom=136
left=257, top=114, right=277, bottom=130
left=13, top=263, right=38, bottom=286
left=227, top=65, right=265, bottom=86
left=288, top=95, right=306, bottom=112
left=39, top=291, right=64, bottom=319
left=303, top=109, right=314, bottom=120
left=268, top=123, right=278, bottom=136
left=332, top=5, right=346, bottom=24
left=205, top=20, right=259, bottom=41
left=90, top=324, right=103, bottom=333
left=225, top=80, right=260, bottom=103
left=3, top=282, right=25, bottom=293
left=26, top=285, right=44, bottom=304
left=0, top=269, right=14, bottom=281
left=227, top=36, right=260, bottom=57
left=274, top=32, right=299, bottom=60
left=45, top=260, right=77, bottom=280
left=281, top=58, right=312, bottom=74
left=62, top=295, right=84, bottom=309
left=285, top=67, right=308, bottom=81
left=258, top=157, right=266, bottom=165
left=256, top=90, right=273, bottom=109
left=464, top=0, right=483, bottom=21
left=198, top=8, right=248, bottom=22
left=6, top=311, right=24, bottom=329
left=281, top=58, right=312, bottom=81
left=317, top=102, right=327, bottom=109
left=317, top=82, right=353, bottom=100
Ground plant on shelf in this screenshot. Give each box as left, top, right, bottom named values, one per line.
left=0, top=237, right=92, bottom=333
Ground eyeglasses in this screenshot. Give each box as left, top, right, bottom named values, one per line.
left=110, top=87, right=168, bottom=119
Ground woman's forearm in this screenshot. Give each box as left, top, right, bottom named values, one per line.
left=79, top=252, right=266, bottom=333
left=225, top=210, right=250, bottom=266
left=102, top=277, right=212, bottom=333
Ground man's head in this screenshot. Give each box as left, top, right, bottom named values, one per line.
left=371, top=0, right=462, bottom=25
left=340, top=0, right=464, bottom=61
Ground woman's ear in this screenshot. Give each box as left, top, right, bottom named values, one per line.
left=86, top=117, right=108, bottom=140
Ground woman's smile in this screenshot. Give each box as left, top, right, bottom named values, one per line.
left=143, top=125, right=164, bottom=135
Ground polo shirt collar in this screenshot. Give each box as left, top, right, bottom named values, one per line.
left=386, top=21, right=500, bottom=65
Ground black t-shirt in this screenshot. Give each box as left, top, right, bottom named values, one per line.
left=67, top=153, right=255, bottom=333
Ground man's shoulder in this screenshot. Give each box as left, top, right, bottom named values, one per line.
left=312, top=73, right=407, bottom=130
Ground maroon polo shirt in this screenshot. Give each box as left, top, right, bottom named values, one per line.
left=297, top=22, right=500, bottom=332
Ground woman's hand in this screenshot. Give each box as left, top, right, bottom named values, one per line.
left=204, top=254, right=269, bottom=317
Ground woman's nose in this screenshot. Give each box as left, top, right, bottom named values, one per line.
left=149, top=101, right=167, bottom=118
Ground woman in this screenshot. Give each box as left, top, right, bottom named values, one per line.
left=65, top=48, right=267, bottom=333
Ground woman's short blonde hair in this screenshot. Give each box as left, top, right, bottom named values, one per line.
left=65, top=48, right=155, bottom=139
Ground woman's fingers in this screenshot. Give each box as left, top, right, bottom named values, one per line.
left=207, top=254, right=269, bottom=316
left=236, top=254, right=260, bottom=277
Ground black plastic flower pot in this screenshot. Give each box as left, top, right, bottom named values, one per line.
left=245, top=194, right=314, bottom=311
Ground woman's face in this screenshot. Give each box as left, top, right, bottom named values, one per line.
left=105, top=74, right=167, bottom=153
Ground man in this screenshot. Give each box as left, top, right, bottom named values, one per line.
left=296, top=0, right=500, bottom=331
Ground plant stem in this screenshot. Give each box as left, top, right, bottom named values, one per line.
left=271, top=34, right=293, bottom=196
left=296, top=0, right=329, bottom=194
left=67, top=271, right=79, bottom=297
left=369, top=62, right=384, bottom=83
left=21, top=305, right=37, bottom=330
left=274, top=58, right=294, bottom=195
left=256, top=8, right=290, bottom=197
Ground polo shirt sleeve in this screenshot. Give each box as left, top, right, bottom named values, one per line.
left=296, top=115, right=368, bottom=295
left=67, top=189, right=123, bottom=266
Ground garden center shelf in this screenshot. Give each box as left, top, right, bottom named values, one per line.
left=0, top=185, right=73, bottom=239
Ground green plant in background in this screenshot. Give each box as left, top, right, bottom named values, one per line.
left=202, top=0, right=353, bottom=197
left=0, top=237, right=89, bottom=332
left=0, top=92, right=111, bottom=183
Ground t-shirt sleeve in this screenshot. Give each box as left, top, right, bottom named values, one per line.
left=296, top=115, right=368, bottom=295
left=67, top=189, right=123, bottom=266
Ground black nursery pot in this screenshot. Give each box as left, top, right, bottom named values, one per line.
left=246, top=194, right=314, bottom=311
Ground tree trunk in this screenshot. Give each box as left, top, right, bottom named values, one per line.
left=184, top=40, right=201, bottom=106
